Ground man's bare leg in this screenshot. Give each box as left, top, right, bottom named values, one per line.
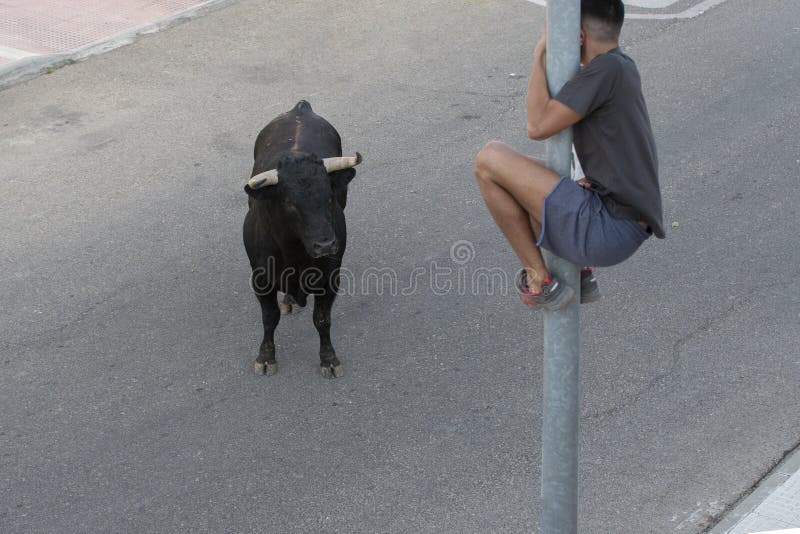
left=474, top=140, right=561, bottom=293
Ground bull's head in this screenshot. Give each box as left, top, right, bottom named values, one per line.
left=244, top=152, right=361, bottom=258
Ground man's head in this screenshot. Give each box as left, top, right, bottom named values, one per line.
left=581, top=0, right=625, bottom=44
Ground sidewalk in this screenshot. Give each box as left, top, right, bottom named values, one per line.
left=709, top=446, right=800, bottom=533
left=0, top=0, right=232, bottom=88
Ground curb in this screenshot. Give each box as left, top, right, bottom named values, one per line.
left=0, top=0, right=238, bottom=92
left=708, top=443, right=800, bottom=533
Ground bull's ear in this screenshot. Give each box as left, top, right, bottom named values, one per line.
left=330, top=168, right=356, bottom=210
left=244, top=183, right=270, bottom=199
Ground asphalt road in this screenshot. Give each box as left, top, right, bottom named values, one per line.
left=1, top=0, right=799, bottom=532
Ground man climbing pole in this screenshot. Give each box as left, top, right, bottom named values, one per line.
left=474, top=0, right=664, bottom=310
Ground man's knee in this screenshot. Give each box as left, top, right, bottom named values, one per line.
left=474, top=140, right=507, bottom=183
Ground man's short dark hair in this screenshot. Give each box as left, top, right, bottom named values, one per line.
left=581, top=0, right=625, bottom=42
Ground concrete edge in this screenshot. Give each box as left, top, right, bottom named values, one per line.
left=707, top=442, right=800, bottom=533
left=0, top=0, right=238, bottom=92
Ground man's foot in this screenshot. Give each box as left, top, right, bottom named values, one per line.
left=516, top=269, right=575, bottom=311
left=580, top=267, right=602, bottom=304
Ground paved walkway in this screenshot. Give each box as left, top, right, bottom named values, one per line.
left=0, top=0, right=230, bottom=86
left=0, top=2, right=798, bottom=533
left=711, top=446, right=800, bottom=533
left=0, top=0, right=201, bottom=64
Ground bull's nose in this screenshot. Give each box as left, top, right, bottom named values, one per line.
left=311, top=238, right=338, bottom=257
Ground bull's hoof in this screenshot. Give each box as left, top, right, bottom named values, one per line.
left=320, top=364, right=343, bottom=379
left=254, top=361, right=278, bottom=375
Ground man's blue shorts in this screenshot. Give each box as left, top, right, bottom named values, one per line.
left=536, top=177, right=651, bottom=267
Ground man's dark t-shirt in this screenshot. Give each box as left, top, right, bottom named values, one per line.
left=554, top=48, right=665, bottom=238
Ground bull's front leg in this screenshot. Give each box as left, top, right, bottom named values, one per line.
left=313, top=290, right=341, bottom=378
left=254, top=290, right=281, bottom=375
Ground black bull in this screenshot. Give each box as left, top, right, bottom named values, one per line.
left=243, top=101, right=359, bottom=378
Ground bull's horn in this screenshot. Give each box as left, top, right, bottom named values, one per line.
left=247, top=169, right=279, bottom=189
left=322, top=153, right=363, bottom=173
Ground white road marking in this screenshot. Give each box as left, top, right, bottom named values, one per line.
left=525, top=0, right=731, bottom=20
left=0, top=45, right=39, bottom=60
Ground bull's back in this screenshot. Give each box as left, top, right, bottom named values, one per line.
left=253, top=101, right=343, bottom=173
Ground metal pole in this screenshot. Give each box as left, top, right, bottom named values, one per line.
left=541, top=1, right=581, bottom=533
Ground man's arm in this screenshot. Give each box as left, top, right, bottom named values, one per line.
left=526, top=33, right=583, bottom=141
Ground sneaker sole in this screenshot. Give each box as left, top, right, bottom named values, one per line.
left=540, top=285, right=576, bottom=311
left=580, top=290, right=602, bottom=304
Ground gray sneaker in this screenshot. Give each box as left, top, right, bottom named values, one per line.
left=580, top=268, right=602, bottom=304
left=516, top=269, right=575, bottom=311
